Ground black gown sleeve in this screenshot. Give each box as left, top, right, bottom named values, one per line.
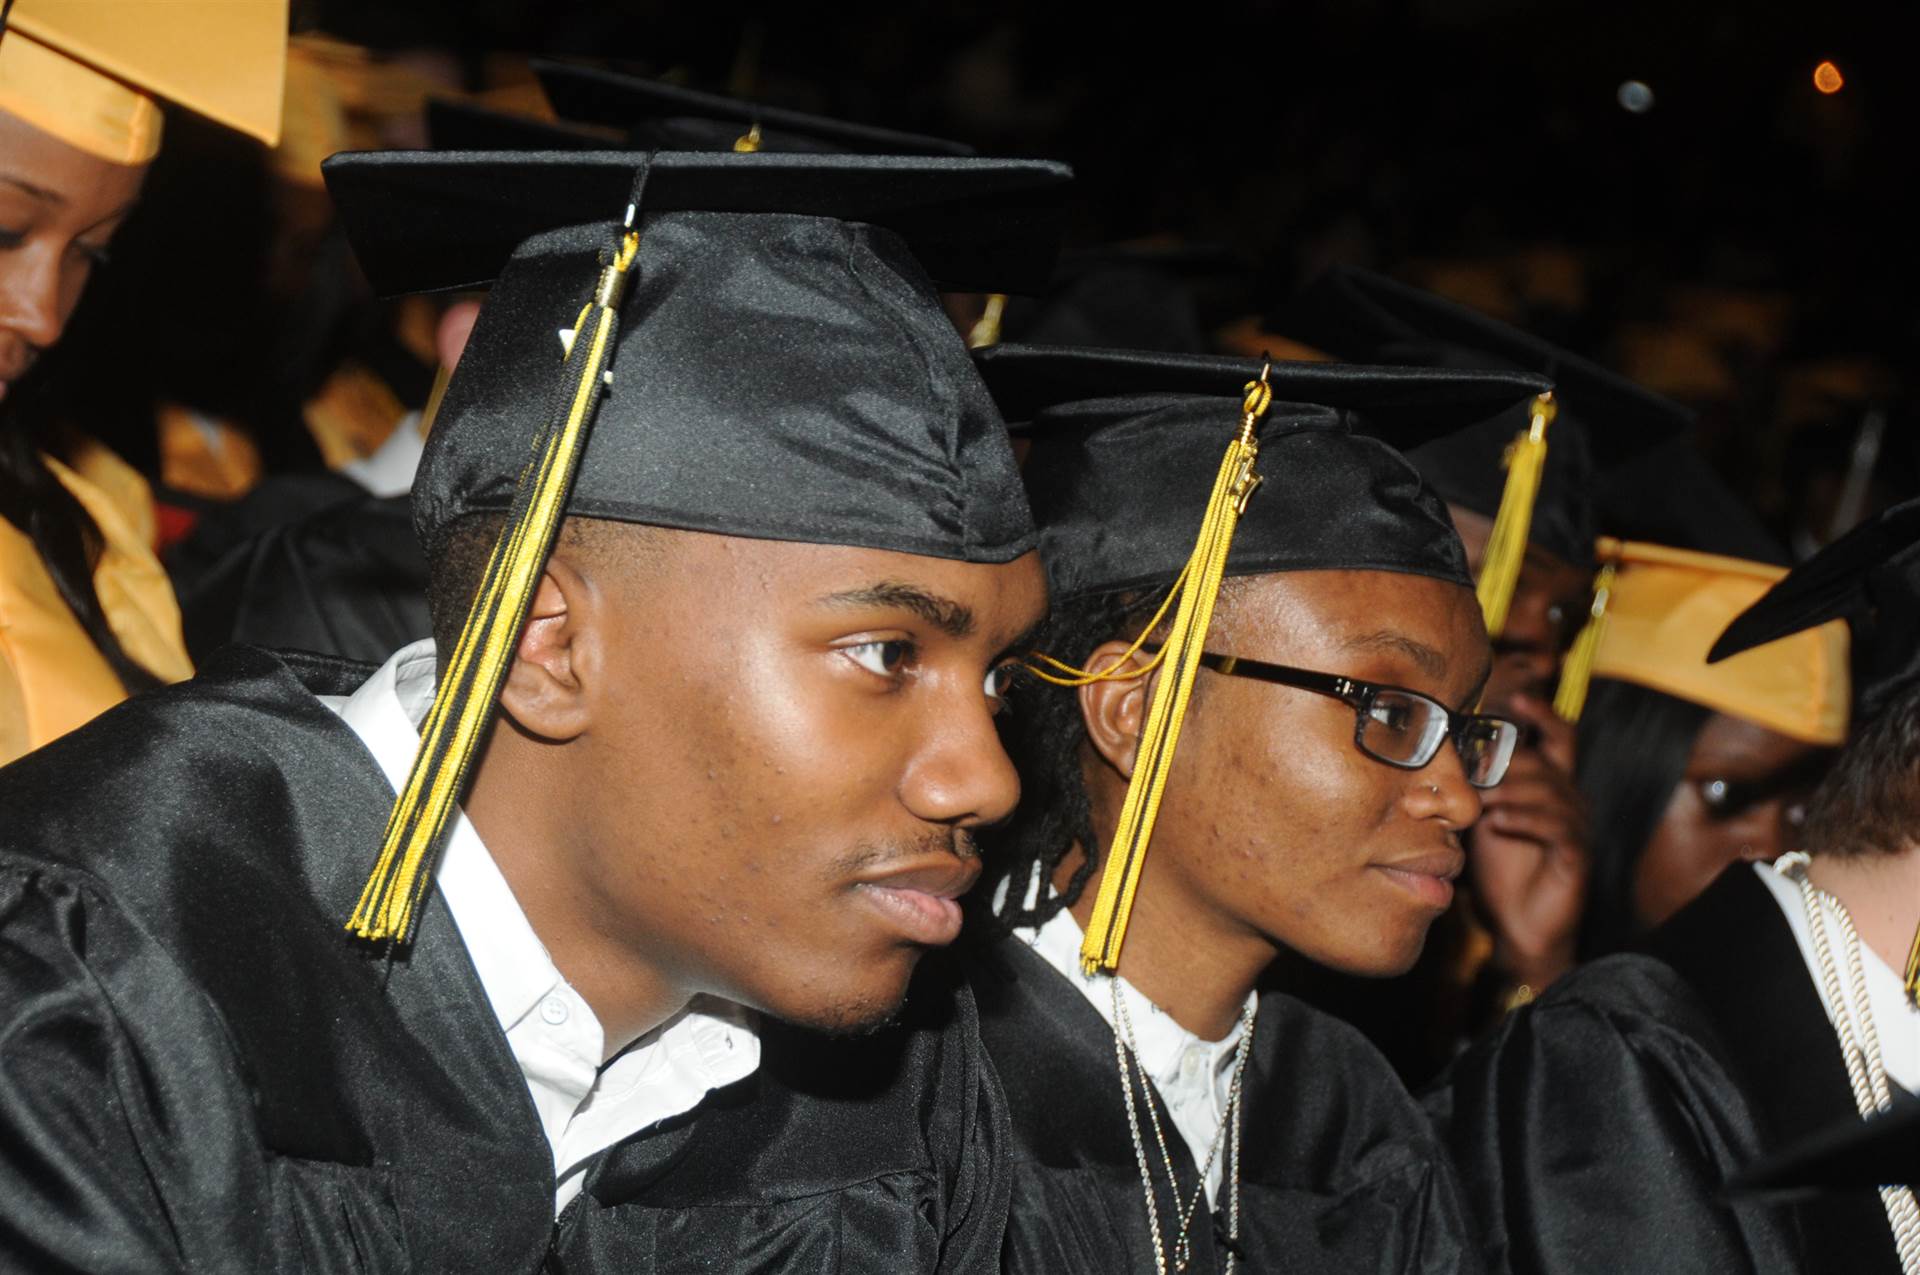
left=0, top=867, right=273, bottom=1275
left=1424, top=955, right=1803, bottom=1275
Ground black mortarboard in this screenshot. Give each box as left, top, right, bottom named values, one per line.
left=533, top=60, right=976, bottom=158
left=1731, top=1100, right=1920, bottom=1195
left=983, top=344, right=1551, bottom=602
left=323, top=148, right=1071, bottom=943
left=998, top=242, right=1250, bottom=356
left=977, top=343, right=1549, bottom=976
left=1280, top=265, right=1690, bottom=569
left=1710, top=496, right=1920, bottom=725
left=325, top=149, right=1063, bottom=299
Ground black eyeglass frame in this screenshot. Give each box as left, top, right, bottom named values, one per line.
left=1178, top=650, right=1519, bottom=788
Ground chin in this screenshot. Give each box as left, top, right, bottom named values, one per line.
left=748, top=951, right=920, bottom=1037
left=1312, top=924, right=1435, bottom=979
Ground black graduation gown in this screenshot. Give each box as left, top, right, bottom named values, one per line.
left=1427, top=865, right=1904, bottom=1275
left=175, top=492, right=431, bottom=664
left=0, top=647, right=1008, bottom=1274
left=965, top=932, right=1486, bottom=1274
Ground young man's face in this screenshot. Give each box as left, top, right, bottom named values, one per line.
left=550, top=528, right=1047, bottom=1034
left=1113, top=569, right=1490, bottom=977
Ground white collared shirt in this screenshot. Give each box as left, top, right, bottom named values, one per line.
left=324, top=640, right=760, bottom=1213
left=1756, top=861, right=1920, bottom=1094
left=1018, top=890, right=1253, bottom=1205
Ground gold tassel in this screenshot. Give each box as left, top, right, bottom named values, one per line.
left=1551, top=561, right=1616, bottom=722
left=732, top=121, right=763, bottom=153
left=418, top=363, right=453, bottom=435
left=966, top=293, right=1008, bottom=350
left=346, top=228, right=643, bottom=945
left=1064, top=370, right=1274, bottom=974
left=1475, top=392, right=1556, bottom=638
left=1905, top=924, right=1920, bottom=1006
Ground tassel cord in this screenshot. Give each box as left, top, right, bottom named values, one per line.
left=348, top=232, right=639, bottom=943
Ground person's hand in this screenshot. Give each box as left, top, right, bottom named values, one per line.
left=1468, top=693, right=1590, bottom=993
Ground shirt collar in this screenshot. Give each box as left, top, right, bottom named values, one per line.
left=1022, top=890, right=1252, bottom=1087
left=329, top=639, right=590, bottom=1039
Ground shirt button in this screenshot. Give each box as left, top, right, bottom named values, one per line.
left=540, top=996, right=570, bottom=1026
left=1179, top=1050, right=1204, bottom=1081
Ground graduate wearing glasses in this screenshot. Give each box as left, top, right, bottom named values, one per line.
left=964, top=344, right=1544, bottom=1274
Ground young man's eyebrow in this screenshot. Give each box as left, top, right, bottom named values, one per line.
left=2, top=174, right=63, bottom=205
left=1341, top=628, right=1449, bottom=681
left=817, top=581, right=976, bottom=639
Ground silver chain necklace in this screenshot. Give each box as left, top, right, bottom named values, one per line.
left=1778, top=853, right=1920, bottom=1274
left=1109, top=976, right=1258, bottom=1275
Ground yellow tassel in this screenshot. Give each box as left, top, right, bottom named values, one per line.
left=1074, top=371, right=1273, bottom=975
left=418, top=363, right=453, bottom=435
left=732, top=121, right=763, bottom=153
left=1904, top=924, right=1920, bottom=1006
left=1475, top=392, right=1556, bottom=638
left=1551, top=562, right=1616, bottom=722
left=346, top=230, right=642, bottom=945
left=966, top=293, right=1008, bottom=350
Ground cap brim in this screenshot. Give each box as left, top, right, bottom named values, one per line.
left=323, top=149, right=1070, bottom=297
left=1730, top=1101, right=1920, bottom=1196
left=532, top=59, right=977, bottom=157
left=1280, top=265, right=1690, bottom=469
left=976, top=343, right=1553, bottom=447
left=1709, top=497, right=1920, bottom=662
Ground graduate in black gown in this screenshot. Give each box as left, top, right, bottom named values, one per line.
left=1428, top=496, right=1920, bottom=1275
left=0, top=148, right=1073, bottom=1271
left=962, top=343, right=1550, bottom=1273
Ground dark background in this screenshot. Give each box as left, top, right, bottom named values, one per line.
left=40, top=0, right=1920, bottom=548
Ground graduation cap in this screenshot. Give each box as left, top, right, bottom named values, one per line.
left=532, top=59, right=976, bottom=157
left=1279, top=265, right=1688, bottom=639
left=993, top=241, right=1252, bottom=357
left=1565, top=539, right=1848, bottom=745
left=1710, top=496, right=1920, bottom=1000
left=1731, top=1099, right=1920, bottom=1195
left=0, top=0, right=287, bottom=161
left=1546, top=429, right=1792, bottom=721
left=323, top=148, right=1071, bottom=944
left=326, top=149, right=1065, bottom=299
left=976, top=342, right=1550, bottom=973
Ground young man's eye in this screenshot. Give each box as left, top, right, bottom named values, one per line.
left=843, top=639, right=913, bottom=678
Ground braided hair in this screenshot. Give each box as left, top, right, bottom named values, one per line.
left=982, top=585, right=1169, bottom=930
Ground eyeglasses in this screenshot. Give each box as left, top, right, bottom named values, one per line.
left=1188, top=652, right=1519, bottom=788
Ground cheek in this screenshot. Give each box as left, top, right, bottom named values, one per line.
left=57, top=259, right=93, bottom=327
left=1635, top=792, right=1735, bottom=925
left=1173, top=693, right=1398, bottom=899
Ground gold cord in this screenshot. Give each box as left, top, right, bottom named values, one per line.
left=1551, top=560, right=1616, bottom=722
left=347, top=230, right=642, bottom=944
left=1077, top=370, right=1273, bottom=974
left=1476, top=392, right=1556, bottom=638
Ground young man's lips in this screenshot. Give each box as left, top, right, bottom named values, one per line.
left=854, top=857, right=980, bottom=947
left=1372, top=850, right=1465, bottom=911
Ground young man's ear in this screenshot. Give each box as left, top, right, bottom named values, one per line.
left=1077, top=640, right=1154, bottom=781
left=497, top=556, right=597, bottom=742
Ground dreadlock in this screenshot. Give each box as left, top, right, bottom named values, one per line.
left=981, top=585, right=1174, bottom=931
